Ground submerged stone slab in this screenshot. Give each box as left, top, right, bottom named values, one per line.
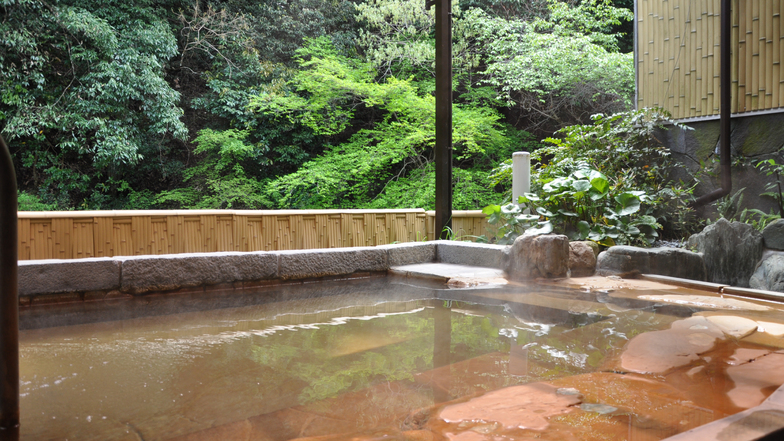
left=620, top=316, right=724, bottom=374
left=435, top=241, right=507, bottom=269
left=639, top=294, right=771, bottom=311
left=381, top=242, right=437, bottom=266
left=439, top=382, right=581, bottom=431
left=705, top=315, right=760, bottom=339
left=505, top=234, right=570, bottom=280
left=596, top=245, right=706, bottom=280
left=687, top=218, right=763, bottom=287
left=727, top=351, right=784, bottom=409
left=18, top=258, right=121, bottom=296
left=276, top=247, right=387, bottom=280
left=120, top=252, right=278, bottom=294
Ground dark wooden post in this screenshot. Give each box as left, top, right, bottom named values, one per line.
left=0, top=134, right=19, bottom=440
left=428, top=0, right=452, bottom=238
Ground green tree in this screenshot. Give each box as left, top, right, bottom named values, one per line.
left=1, top=0, right=187, bottom=207
left=249, top=38, right=516, bottom=209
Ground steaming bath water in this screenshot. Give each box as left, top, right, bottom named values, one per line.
left=18, top=276, right=784, bottom=440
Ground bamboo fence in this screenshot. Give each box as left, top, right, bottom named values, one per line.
left=16, top=210, right=490, bottom=260
left=637, top=0, right=784, bottom=119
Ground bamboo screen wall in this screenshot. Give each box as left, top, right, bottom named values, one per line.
left=16, top=210, right=490, bottom=261
left=637, top=0, right=784, bottom=119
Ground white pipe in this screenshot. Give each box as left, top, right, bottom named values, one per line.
left=512, top=152, right=530, bottom=207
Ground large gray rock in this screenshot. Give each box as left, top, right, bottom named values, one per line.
left=596, top=246, right=706, bottom=280
left=750, top=254, right=784, bottom=292
left=569, top=241, right=597, bottom=277
left=18, top=258, right=121, bottom=296
left=763, top=219, right=784, bottom=251
left=505, top=234, right=570, bottom=280
left=276, top=247, right=387, bottom=280
left=436, top=240, right=507, bottom=269
left=120, top=252, right=278, bottom=294
left=687, top=218, right=764, bottom=287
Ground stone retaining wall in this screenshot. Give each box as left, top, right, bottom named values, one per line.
left=18, top=241, right=508, bottom=301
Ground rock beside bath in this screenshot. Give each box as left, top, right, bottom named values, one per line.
left=687, top=218, right=763, bottom=287
left=763, top=219, right=784, bottom=250
left=505, top=234, right=570, bottom=280
left=750, top=254, right=784, bottom=292
left=595, top=245, right=706, bottom=280
left=569, top=241, right=597, bottom=277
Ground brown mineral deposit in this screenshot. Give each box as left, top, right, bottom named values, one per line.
left=620, top=316, right=724, bottom=374
left=727, top=351, right=784, bottom=408
left=439, top=382, right=581, bottom=431
left=704, top=315, right=760, bottom=339
left=637, top=295, right=771, bottom=311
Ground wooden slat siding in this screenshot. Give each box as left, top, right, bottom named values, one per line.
left=327, top=214, right=341, bottom=248
left=17, top=218, right=30, bottom=261
left=774, top=0, right=782, bottom=107
left=766, top=0, right=774, bottom=108
left=150, top=217, right=168, bottom=255
left=93, top=217, right=112, bottom=257
left=256, top=215, right=278, bottom=251
left=399, top=213, right=413, bottom=243
left=712, top=0, right=721, bottom=112
left=732, top=0, right=740, bottom=111
left=275, top=216, right=290, bottom=250
left=707, top=0, right=716, bottom=113
left=246, top=216, right=263, bottom=251
left=638, top=0, right=784, bottom=118
left=675, top=1, right=685, bottom=115
left=16, top=209, right=476, bottom=259
left=416, top=213, right=427, bottom=242
left=112, top=217, right=133, bottom=257
left=780, top=0, right=784, bottom=107
left=215, top=215, right=234, bottom=252
left=340, top=213, right=352, bottom=247
left=648, top=0, right=654, bottom=107
left=299, top=215, right=313, bottom=249
left=688, top=0, right=696, bottom=114
left=665, top=1, right=676, bottom=109
left=131, top=216, right=149, bottom=256
left=233, top=214, right=247, bottom=251
left=315, top=214, right=328, bottom=249
left=702, top=0, right=718, bottom=115
left=738, top=0, right=748, bottom=111
left=181, top=216, right=201, bottom=253
left=743, top=0, right=757, bottom=111
left=166, top=215, right=180, bottom=254
left=202, top=215, right=216, bottom=252
left=72, top=220, right=93, bottom=259
left=752, top=0, right=761, bottom=109
left=51, top=218, right=72, bottom=259
left=701, top=0, right=710, bottom=114
left=29, top=220, right=53, bottom=260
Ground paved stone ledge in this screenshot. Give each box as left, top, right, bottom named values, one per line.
left=435, top=240, right=508, bottom=268
left=18, top=258, right=121, bottom=296
left=120, top=252, right=278, bottom=294
left=18, top=243, right=445, bottom=299
left=276, top=247, right=388, bottom=280
left=380, top=242, right=437, bottom=267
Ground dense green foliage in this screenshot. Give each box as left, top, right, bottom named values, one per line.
left=2, top=0, right=636, bottom=211
left=483, top=109, right=701, bottom=246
